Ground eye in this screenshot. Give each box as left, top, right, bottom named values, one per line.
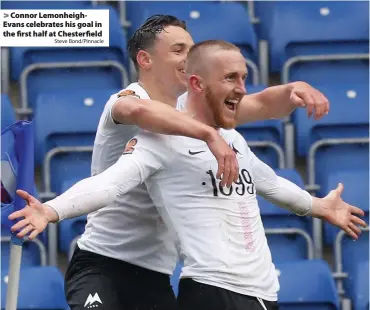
left=226, top=74, right=236, bottom=81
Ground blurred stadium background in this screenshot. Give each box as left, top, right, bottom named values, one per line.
left=1, top=1, right=369, bottom=309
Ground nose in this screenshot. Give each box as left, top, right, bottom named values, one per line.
left=235, top=80, right=247, bottom=96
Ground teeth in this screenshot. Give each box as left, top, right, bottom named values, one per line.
left=225, top=99, right=238, bottom=104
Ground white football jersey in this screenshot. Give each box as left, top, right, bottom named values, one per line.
left=116, top=129, right=280, bottom=301
left=77, top=83, right=179, bottom=274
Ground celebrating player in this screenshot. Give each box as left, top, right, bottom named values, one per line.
left=10, top=40, right=365, bottom=310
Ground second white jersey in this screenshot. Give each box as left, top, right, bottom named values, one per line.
left=121, top=130, right=280, bottom=301
left=77, top=83, right=179, bottom=274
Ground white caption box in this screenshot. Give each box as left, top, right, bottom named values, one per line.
left=0, top=10, right=110, bottom=47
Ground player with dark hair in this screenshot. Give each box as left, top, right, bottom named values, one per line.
left=13, top=14, right=330, bottom=310
left=11, top=40, right=365, bottom=310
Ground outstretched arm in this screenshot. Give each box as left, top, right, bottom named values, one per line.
left=236, top=81, right=330, bottom=124
left=9, top=133, right=171, bottom=239
left=248, top=148, right=367, bottom=239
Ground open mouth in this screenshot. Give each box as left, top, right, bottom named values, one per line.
left=224, top=98, right=239, bottom=111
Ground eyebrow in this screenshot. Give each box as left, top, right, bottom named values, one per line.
left=171, top=43, right=187, bottom=49
left=224, top=71, right=248, bottom=80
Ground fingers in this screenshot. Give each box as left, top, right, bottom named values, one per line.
left=233, top=155, right=239, bottom=183
left=16, top=224, right=34, bottom=239
left=319, top=92, right=330, bottom=117
left=221, top=151, right=238, bottom=188
left=290, top=94, right=306, bottom=107
left=16, top=189, right=34, bottom=203
left=336, top=183, right=344, bottom=195
left=350, top=205, right=365, bottom=217
left=304, top=94, right=315, bottom=118
left=226, top=156, right=234, bottom=188
left=8, top=209, right=28, bottom=221
left=10, top=219, right=29, bottom=232
left=351, top=215, right=367, bottom=228
left=28, top=230, right=40, bottom=240
left=216, top=158, right=225, bottom=180
left=312, top=91, right=326, bottom=120
left=220, top=157, right=231, bottom=188
left=343, top=226, right=358, bottom=240
left=348, top=222, right=362, bottom=237
left=293, top=86, right=330, bottom=120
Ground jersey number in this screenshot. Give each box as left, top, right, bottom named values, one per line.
left=206, top=169, right=254, bottom=197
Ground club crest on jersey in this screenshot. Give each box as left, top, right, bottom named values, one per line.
left=123, top=138, right=138, bottom=154
left=118, top=90, right=140, bottom=99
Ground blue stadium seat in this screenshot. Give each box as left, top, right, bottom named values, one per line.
left=277, top=260, right=340, bottom=309
left=1, top=94, right=16, bottom=130
left=295, top=83, right=369, bottom=158
left=236, top=85, right=284, bottom=168
left=34, top=89, right=117, bottom=179
left=59, top=215, right=86, bottom=254
left=338, top=230, right=369, bottom=310
left=258, top=169, right=313, bottom=262
left=259, top=1, right=369, bottom=84
left=58, top=180, right=87, bottom=254
left=323, top=170, right=369, bottom=244
left=126, top=1, right=258, bottom=85
left=351, top=260, right=369, bottom=310
left=9, top=4, right=127, bottom=113
left=1, top=266, right=68, bottom=309
left=295, top=84, right=369, bottom=226
left=1, top=236, right=45, bottom=270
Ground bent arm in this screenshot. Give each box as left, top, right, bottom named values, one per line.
left=45, top=156, right=144, bottom=221
left=251, top=153, right=312, bottom=216
left=237, top=83, right=296, bottom=124
left=112, top=96, right=216, bottom=142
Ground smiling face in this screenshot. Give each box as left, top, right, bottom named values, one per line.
left=188, top=45, right=247, bottom=129
left=149, top=25, right=194, bottom=96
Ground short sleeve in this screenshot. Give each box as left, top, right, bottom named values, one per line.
left=98, top=89, right=142, bottom=136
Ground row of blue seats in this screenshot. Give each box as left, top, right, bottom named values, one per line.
left=2, top=82, right=368, bottom=247
left=3, top=0, right=369, bottom=79
left=3, top=80, right=368, bottom=166
left=126, top=1, right=369, bottom=83
left=1, top=119, right=368, bottom=306
left=1, top=260, right=366, bottom=310
left=2, top=1, right=369, bottom=116
left=1, top=109, right=368, bottom=309
left=171, top=259, right=369, bottom=310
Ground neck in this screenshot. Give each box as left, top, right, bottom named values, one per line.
left=185, top=92, right=217, bottom=128
left=138, top=74, right=178, bottom=107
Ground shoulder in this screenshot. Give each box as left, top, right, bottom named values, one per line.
left=220, top=128, right=245, bottom=144
left=117, top=83, right=151, bottom=100
left=126, top=131, right=173, bottom=151
left=220, top=128, right=249, bottom=155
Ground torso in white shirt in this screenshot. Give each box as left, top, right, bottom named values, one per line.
left=126, top=128, right=279, bottom=301
left=77, top=83, right=179, bottom=275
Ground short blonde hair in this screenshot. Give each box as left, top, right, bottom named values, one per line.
left=185, top=40, right=240, bottom=75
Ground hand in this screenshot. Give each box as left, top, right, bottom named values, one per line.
left=205, top=131, right=239, bottom=188
left=8, top=190, right=57, bottom=239
left=312, top=183, right=367, bottom=240
left=289, top=81, right=330, bottom=120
